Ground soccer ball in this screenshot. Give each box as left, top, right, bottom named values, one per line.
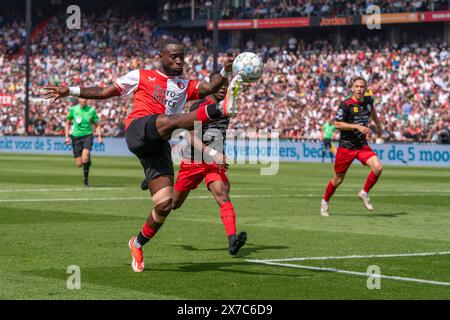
left=232, top=52, right=263, bottom=83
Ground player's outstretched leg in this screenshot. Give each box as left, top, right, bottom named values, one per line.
left=321, top=172, right=345, bottom=217
left=208, top=180, right=246, bottom=255
left=155, top=74, right=242, bottom=140
left=358, top=156, right=383, bottom=211
left=129, top=176, right=173, bottom=272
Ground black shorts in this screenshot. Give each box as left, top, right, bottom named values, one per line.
left=323, top=138, right=332, bottom=150
left=71, top=134, right=93, bottom=158
left=125, top=115, right=174, bottom=183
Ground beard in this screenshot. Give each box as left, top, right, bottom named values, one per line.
left=162, top=63, right=183, bottom=76
left=170, top=69, right=183, bottom=76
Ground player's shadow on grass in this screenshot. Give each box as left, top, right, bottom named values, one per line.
left=172, top=243, right=289, bottom=258
left=169, top=261, right=309, bottom=278
left=338, top=211, right=408, bottom=218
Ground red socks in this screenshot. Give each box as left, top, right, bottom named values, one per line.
left=142, top=223, right=157, bottom=239
left=196, top=104, right=222, bottom=122
left=363, top=171, right=380, bottom=193
left=220, top=202, right=236, bottom=237
left=323, top=181, right=337, bottom=202
left=323, top=170, right=380, bottom=203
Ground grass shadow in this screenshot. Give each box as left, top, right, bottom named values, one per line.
left=337, top=211, right=408, bottom=218
left=170, top=243, right=290, bottom=258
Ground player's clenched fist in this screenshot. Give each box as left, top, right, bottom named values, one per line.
left=223, top=56, right=234, bottom=73
left=43, top=86, right=69, bottom=103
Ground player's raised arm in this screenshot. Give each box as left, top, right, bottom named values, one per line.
left=43, top=85, right=120, bottom=103
left=185, top=130, right=227, bottom=169
left=197, top=56, right=234, bottom=99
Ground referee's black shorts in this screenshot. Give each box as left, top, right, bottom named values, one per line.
left=71, top=134, right=94, bottom=158
left=323, top=138, right=332, bottom=150
left=125, top=115, right=174, bottom=184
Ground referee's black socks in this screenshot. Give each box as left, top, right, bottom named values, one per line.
left=83, top=161, right=91, bottom=183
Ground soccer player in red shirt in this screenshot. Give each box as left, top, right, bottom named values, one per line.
left=43, top=39, right=243, bottom=272
left=172, top=71, right=247, bottom=256
left=321, top=77, right=383, bottom=217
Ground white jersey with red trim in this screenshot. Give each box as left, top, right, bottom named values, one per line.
left=114, top=69, right=200, bottom=129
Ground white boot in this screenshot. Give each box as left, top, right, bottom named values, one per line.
left=320, top=199, right=329, bottom=217
left=358, top=190, right=374, bottom=211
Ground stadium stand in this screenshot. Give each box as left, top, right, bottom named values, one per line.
left=159, top=0, right=450, bottom=21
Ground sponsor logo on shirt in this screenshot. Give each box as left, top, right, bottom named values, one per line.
left=153, top=85, right=166, bottom=105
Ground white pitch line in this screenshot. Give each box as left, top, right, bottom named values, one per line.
left=246, top=260, right=450, bottom=287
left=0, top=186, right=278, bottom=193
left=0, top=186, right=448, bottom=193
left=0, top=187, right=131, bottom=193
left=0, top=197, right=149, bottom=203
left=250, top=251, right=450, bottom=263
left=1, top=193, right=450, bottom=203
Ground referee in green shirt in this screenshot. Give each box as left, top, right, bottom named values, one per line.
left=321, top=117, right=335, bottom=163
left=65, top=98, right=102, bottom=186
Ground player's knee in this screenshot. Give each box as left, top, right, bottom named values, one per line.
left=374, top=165, right=383, bottom=176
left=155, top=199, right=173, bottom=217
left=333, top=174, right=345, bottom=186
left=213, top=190, right=230, bottom=205
left=152, top=186, right=173, bottom=211
left=149, top=206, right=170, bottom=225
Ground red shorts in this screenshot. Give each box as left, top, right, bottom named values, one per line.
left=334, top=145, right=377, bottom=173
left=174, top=161, right=229, bottom=192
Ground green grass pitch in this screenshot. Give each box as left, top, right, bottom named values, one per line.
left=0, top=153, right=449, bottom=299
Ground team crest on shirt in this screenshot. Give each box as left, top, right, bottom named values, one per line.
left=353, top=106, right=359, bottom=113
left=367, top=104, right=372, bottom=112
left=75, top=117, right=82, bottom=124
left=177, top=81, right=185, bottom=89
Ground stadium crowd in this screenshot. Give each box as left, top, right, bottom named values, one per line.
left=160, top=0, right=450, bottom=21
left=0, top=11, right=449, bottom=143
